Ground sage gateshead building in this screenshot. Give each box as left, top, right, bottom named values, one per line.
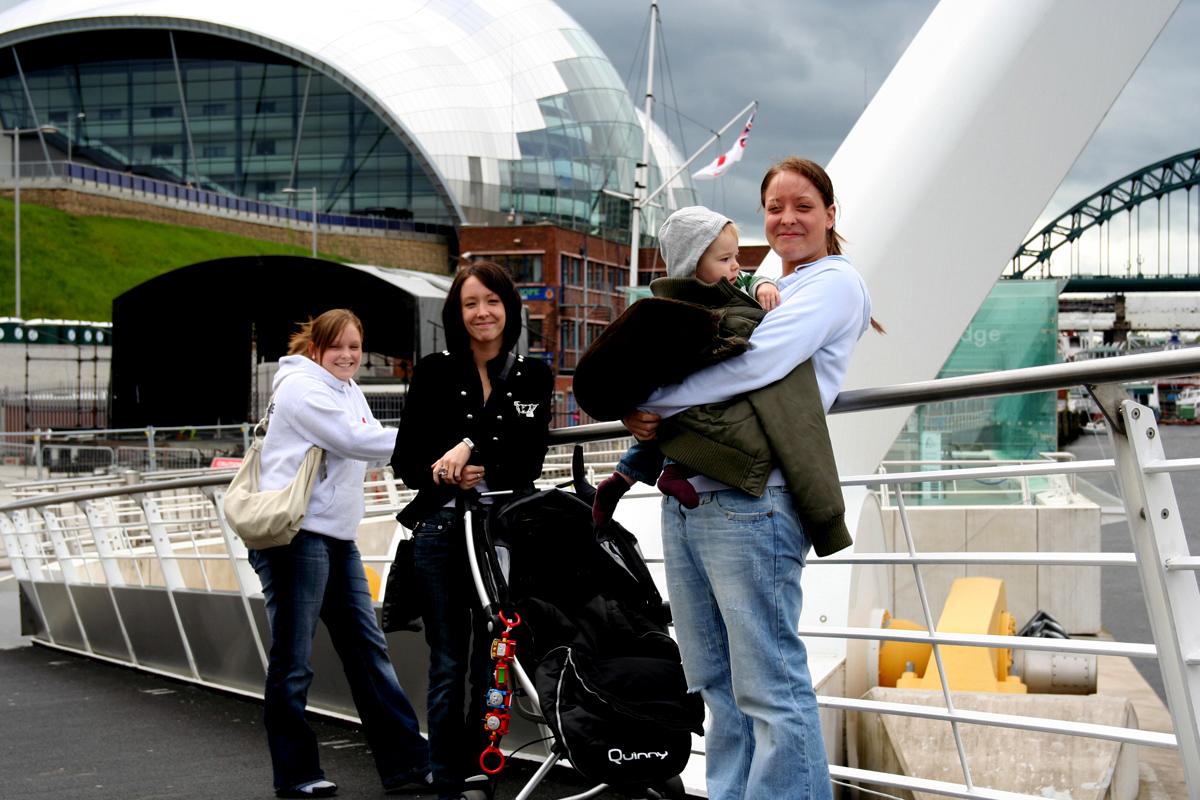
left=0, top=0, right=697, bottom=240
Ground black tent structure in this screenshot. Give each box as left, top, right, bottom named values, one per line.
left=110, top=256, right=453, bottom=428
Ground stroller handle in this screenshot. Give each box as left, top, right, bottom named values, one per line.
left=460, top=493, right=544, bottom=716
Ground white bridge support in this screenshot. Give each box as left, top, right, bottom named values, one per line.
left=1107, top=397, right=1200, bottom=789
left=754, top=0, right=1184, bottom=479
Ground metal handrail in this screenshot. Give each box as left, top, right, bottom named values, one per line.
left=6, top=349, right=1200, bottom=513
left=549, top=347, right=1200, bottom=444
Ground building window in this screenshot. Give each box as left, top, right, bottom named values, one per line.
left=475, top=254, right=542, bottom=283
left=527, top=317, right=546, bottom=351
left=562, top=255, right=582, bottom=285
left=149, top=105, right=174, bottom=118
left=99, top=108, right=121, bottom=120
left=203, top=146, right=227, bottom=158
left=150, top=143, right=174, bottom=158
left=256, top=100, right=277, bottom=114
left=256, top=180, right=277, bottom=194
left=202, top=103, right=226, bottom=116
left=256, top=140, right=276, bottom=156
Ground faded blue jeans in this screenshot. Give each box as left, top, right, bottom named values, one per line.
left=250, top=532, right=429, bottom=795
left=661, top=487, right=832, bottom=800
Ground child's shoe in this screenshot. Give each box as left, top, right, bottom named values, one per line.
left=592, top=472, right=633, bottom=526
left=657, top=464, right=699, bottom=509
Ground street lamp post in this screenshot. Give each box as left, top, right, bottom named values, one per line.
left=6, top=123, right=59, bottom=319
left=283, top=187, right=318, bottom=259
left=68, top=111, right=85, bottom=164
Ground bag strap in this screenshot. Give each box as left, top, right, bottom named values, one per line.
left=497, top=349, right=518, bottom=381
left=258, top=374, right=329, bottom=480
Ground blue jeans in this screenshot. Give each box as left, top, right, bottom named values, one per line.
left=413, top=508, right=494, bottom=797
left=661, top=487, right=832, bottom=800
left=616, top=438, right=666, bottom=485
left=250, top=532, right=429, bottom=794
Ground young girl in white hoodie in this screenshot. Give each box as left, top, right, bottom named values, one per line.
left=250, top=308, right=429, bottom=799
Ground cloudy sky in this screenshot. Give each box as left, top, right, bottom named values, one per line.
left=0, top=0, right=1193, bottom=252
left=556, top=0, right=1200, bottom=248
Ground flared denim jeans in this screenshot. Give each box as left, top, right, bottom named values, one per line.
left=661, top=487, right=832, bottom=800
left=250, top=532, right=429, bottom=794
left=412, top=508, right=494, bottom=799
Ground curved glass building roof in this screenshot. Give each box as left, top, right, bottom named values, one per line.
left=0, top=0, right=697, bottom=239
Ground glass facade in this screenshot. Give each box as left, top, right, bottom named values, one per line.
left=885, top=280, right=1060, bottom=504
left=0, top=19, right=697, bottom=240
left=0, top=31, right=454, bottom=224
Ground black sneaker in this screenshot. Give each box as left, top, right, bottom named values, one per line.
left=383, top=763, right=433, bottom=794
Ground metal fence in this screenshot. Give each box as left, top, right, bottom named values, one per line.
left=3, top=349, right=1200, bottom=800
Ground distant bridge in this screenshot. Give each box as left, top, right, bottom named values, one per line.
left=1008, top=148, right=1200, bottom=292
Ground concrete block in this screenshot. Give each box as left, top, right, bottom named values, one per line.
left=1038, top=505, right=1102, bottom=634
left=857, top=688, right=1138, bottom=800
left=891, top=507, right=966, bottom=625
left=965, top=507, right=1038, bottom=629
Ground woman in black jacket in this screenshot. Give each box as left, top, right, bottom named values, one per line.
left=392, top=261, right=553, bottom=800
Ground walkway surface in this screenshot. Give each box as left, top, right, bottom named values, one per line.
left=0, top=594, right=594, bottom=800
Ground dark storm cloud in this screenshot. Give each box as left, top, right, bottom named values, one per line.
left=557, top=0, right=1199, bottom=245
left=555, top=0, right=940, bottom=241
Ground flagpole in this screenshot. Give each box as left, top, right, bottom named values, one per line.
left=644, top=100, right=756, bottom=206
left=628, top=1, right=658, bottom=288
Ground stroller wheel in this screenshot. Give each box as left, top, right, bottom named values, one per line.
left=456, top=774, right=494, bottom=800
left=642, top=775, right=687, bottom=800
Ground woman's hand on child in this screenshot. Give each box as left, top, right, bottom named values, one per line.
left=432, top=441, right=474, bottom=485
left=757, top=283, right=781, bottom=311
left=622, top=410, right=660, bottom=441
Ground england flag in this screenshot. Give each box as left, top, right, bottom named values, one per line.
left=693, top=109, right=756, bottom=179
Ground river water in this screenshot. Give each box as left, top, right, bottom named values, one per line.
left=1064, top=422, right=1200, bottom=702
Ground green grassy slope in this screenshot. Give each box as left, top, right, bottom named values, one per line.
left=0, top=198, right=330, bottom=321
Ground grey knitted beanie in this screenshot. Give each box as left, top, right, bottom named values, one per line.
left=659, top=206, right=734, bottom=278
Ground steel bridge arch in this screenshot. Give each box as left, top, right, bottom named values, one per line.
left=1009, top=147, right=1200, bottom=278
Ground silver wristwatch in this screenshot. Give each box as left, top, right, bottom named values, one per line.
left=462, top=437, right=476, bottom=451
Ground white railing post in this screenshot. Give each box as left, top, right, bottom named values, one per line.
left=43, top=508, right=95, bottom=655
left=43, top=509, right=81, bottom=585
left=10, top=509, right=48, bottom=581
left=1108, top=397, right=1200, bottom=794
left=0, top=513, right=30, bottom=580
left=82, top=503, right=129, bottom=587
left=80, top=501, right=139, bottom=665
left=137, top=494, right=200, bottom=679
left=205, top=485, right=269, bottom=671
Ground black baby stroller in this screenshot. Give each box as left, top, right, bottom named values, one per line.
left=460, top=448, right=704, bottom=799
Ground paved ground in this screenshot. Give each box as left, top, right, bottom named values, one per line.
left=0, top=633, right=597, bottom=800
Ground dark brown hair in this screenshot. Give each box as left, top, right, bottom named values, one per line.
left=287, top=308, right=365, bottom=357
left=442, top=260, right=523, bottom=352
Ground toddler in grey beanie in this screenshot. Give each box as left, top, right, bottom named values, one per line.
left=659, top=206, right=735, bottom=278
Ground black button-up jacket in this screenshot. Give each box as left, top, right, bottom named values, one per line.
left=393, top=348, right=554, bottom=528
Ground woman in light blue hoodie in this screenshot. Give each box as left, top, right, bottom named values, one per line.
left=250, top=308, right=429, bottom=799
left=626, top=158, right=877, bottom=800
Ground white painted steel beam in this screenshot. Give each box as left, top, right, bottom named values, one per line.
left=753, top=0, right=1183, bottom=478
left=1109, top=400, right=1200, bottom=793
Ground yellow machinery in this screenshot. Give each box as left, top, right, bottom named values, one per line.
left=886, top=577, right=1026, bottom=694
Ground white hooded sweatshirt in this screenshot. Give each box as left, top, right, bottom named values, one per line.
left=259, top=354, right=397, bottom=540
